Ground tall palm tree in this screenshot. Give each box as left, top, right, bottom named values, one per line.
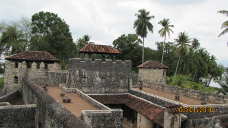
left=158, top=18, right=174, bottom=64
left=134, top=9, right=154, bottom=63
left=218, top=10, right=228, bottom=37
left=192, top=38, right=200, bottom=49
left=0, top=25, right=26, bottom=55
left=174, top=32, right=191, bottom=76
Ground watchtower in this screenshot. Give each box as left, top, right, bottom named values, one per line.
left=137, top=60, right=168, bottom=85
left=4, top=51, right=60, bottom=93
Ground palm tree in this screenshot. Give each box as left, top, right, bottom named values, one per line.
left=158, top=18, right=174, bottom=64
left=192, top=38, right=200, bottom=49
left=218, top=10, right=228, bottom=37
left=77, top=34, right=90, bottom=49
left=0, top=25, right=26, bottom=55
left=134, top=9, right=154, bottom=63
left=174, top=32, right=191, bottom=76
left=82, top=35, right=90, bottom=42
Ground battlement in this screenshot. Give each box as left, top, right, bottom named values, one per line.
left=69, top=58, right=131, bottom=71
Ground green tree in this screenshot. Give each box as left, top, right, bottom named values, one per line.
left=158, top=18, right=174, bottom=64
left=76, top=34, right=90, bottom=49
left=218, top=10, right=228, bottom=37
left=113, top=34, right=142, bottom=68
left=174, top=32, right=191, bottom=76
left=30, top=11, right=76, bottom=63
left=134, top=9, right=154, bottom=64
left=192, top=38, right=200, bottom=49
left=0, top=24, right=27, bottom=55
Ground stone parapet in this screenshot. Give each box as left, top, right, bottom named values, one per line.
left=134, top=82, right=227, bottom=104
left=0, top=104, right=36, bottom=128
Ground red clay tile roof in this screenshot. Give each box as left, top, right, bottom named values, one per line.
left=90, top=94, right=164, bottom=126
left=5, top=51, right=59, bottom=62
left=137, top=61, right=168, bottom=69
left=80, top=43, right=120, bottom=54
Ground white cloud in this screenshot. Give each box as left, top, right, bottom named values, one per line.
left=0, top=0, right=227, bottom=66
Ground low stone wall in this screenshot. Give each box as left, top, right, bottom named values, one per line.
left=82, top=109, right=123, bottom=128
left=61, top=86, right=124, bottom=128
left=0, top=104, right=36, bottom=128
left=0, top=89, right=22, bottom=104
left=129, top=88, right=180, bottom=107
left=22, top=80, right=91, bottom=128
left=61, top=86, right=110, bottom=110
left=183, top=117, right=224, bottom=128
left=136, top=82, right=228, bottom=104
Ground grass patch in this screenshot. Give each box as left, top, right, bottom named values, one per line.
left=0, top=77, right=4, bottom=89
left=167, top=75, right=220, bottom=93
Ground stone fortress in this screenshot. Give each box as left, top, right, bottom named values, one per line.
left=0, top=43, right=228, bottom=128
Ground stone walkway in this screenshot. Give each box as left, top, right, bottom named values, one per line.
left=134, top=88, right=204, bottom=105
left=47, top=87, right=99, bottom=117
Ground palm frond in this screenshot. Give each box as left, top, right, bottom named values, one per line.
left=218, top=28, right=228, bottom=37
left=218, top=10, right=228, bottom=16
left=221, top=21, right=228, bottom=29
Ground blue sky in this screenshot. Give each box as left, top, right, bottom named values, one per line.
left=0, top=0, right=227, bottom=66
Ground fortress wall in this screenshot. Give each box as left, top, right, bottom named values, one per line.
left=134, top=82, right=227, bottom=104
left=60, top=85, right=124, bottom=128
left=0, top=89, right=21, bottom=103
left=61, top=86, right=110, bottom=110
left=66, top=58, right=131, bottom=93
left=129, top=88, right=179, bottom=107
left=0, top=104, right=36, bottom=128
left=183, top=118, right=224, bottom=128
left=47, top=71, right=68, bottom=86
left=22, top=80, right=91, bottom=128
left=81, top=109, right=123, bottom=128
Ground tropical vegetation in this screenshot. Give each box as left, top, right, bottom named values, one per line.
left=158, top=18, right=174, bottom=64
left=134, top=9, right=154, bottom=64
left=0, top=9, right=226, bottom=93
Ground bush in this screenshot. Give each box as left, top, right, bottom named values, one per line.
left=167, top=75, right=219, bottom=93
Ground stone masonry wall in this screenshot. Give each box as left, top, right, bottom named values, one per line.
left=66, top=58, right=131, bottom=94
left=4, top=61, right=22, bottom=93
left=22, top=80, right=91, bottom=128
left=4, top=60, right=60, bottom=94
left=133, top=82, right=228, bottom=104
left=48, top=71, right=68, bottom=86
left=0, top=104, right=36, bottom=128
left=82, top=109, right=123, bottom=128
left=138, top=68, right=166, bottom=84
left=61, top=87, right=123, bottom=128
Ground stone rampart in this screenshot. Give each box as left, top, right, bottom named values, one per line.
left=0, top=89, right=22, bottom=104
left=82, top=109, right=123, bottom=128
left=48, top=71, right=68, bottom=86
left=0, top=104, right=36, bottom=128
left=66, top=58, right=131, bottom=93
left=129, top=88, right=180, bottom=107
left=61, top=86, right=123, bottom=128
left=135, top=82, right=228, bottom=104
left=22, top=80, right=91, bottom=128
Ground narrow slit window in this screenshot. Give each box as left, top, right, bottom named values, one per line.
left=45, top=63, right=48, bottom=69
left=15, top=62, right=18, bottom=68
left=14, top=76, right=18, bottom=84
left=26, top=62, right=31, bottom=68
left=37, top=62, right=40, bottom=69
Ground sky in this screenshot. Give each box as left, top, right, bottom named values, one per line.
left=0, top=0, right=228, bottom=66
